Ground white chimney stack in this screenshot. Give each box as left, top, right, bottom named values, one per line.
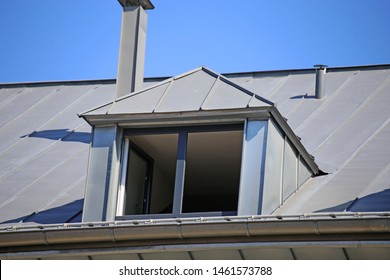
left=116, top=0, right=154, bottom=98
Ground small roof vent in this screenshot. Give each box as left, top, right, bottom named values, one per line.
left=314, top=64, right=327, bottom=99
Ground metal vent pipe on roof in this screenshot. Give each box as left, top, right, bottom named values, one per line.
left=314, top=64, right=327, bottom=99
left=116, top=0, right=154, bottom=98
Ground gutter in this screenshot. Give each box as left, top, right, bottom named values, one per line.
left=1, top=213, right=389, bottom=249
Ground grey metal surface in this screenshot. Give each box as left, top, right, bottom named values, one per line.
left=314, top=65, right=327, bottom=99
left=0, top=81, right=116, bottom=225
left=1, top=212, right=390, bottom=259
left=237, top=120, right=267, bottom=215
left=282, top=139, right=298, bottom=201
left=82, top=67, right=273, bottom=117
left=116, top=5, right=148, bottom=97
left=262, top=119, right=284, bottom=214
left=111, top=81, right=170, bottom=114
left=82, top=126, right=118, bottom=222
left=1, top=64, right=390, bottom=227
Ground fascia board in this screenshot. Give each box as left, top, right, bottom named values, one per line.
left=83, top=108, right=271, bottom=127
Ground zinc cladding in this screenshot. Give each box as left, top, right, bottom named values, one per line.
left=0, top=64, right=389, bottom=225
left=80, top=67, right=273, bottom=117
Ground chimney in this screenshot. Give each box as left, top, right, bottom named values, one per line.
left=116, top=0, right=154, bottom=98
left=314, top=64, right=327, bottom=99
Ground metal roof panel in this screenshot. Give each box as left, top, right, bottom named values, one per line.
left=111, top=81, right=170, bottom=114
left=202, top=78, right=252, bottom=110
left=1, top=64, right=390, bottom=227
left=154, top=69, right=217, bottom=113
left=296, top=69, right=390, bottom=153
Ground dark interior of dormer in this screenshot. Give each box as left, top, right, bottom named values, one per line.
left=124, top=128, right=243, bottom=215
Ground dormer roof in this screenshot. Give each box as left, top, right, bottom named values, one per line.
left=80, top=67, right=274, bottom=119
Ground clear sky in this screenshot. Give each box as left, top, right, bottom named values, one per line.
left=1, top=0, right=389, bottom=83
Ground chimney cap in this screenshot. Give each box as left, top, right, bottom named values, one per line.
left=313, top=64, right=328, bottom=69
left=118, top=0, right=154, bottom=10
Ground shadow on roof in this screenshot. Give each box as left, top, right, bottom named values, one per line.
left=21, top=129, right=91, bottom=144
left=315, top=189, right=390, bottom=212
left=1, top=199, right=84, bottom=225
left=290, top=94, right=318, bottom=99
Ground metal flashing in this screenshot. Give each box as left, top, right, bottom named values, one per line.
left=269, top=107, right=320, bottom=175
left=1, top=214, right=389, bottom=258
left=118, top=0, right=154, bottom=10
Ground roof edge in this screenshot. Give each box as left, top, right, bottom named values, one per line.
left=2, top=63, right=390, bottom=88
left=80, top=107, right=271, bottom=127
left=0, top=215, right=389, bottom=256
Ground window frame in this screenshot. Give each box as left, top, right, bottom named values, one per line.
left=116, top=123, right=244, bottom=220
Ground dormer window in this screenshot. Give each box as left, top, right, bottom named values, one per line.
left=116, top=124, right=244, bottom=219
left=80, top=67, right=319, bottom=222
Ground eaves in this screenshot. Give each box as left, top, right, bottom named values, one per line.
left=1, top=213, right=389, bottom=259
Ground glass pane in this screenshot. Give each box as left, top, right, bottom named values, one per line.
left=125, top=149, right=148, bottom=215
left=129, top=134, right=178, bottom=214
left=183, top=130, right=243, bottom=213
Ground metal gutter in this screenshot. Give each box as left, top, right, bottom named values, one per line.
left=1, top=213, right=389, bottom=249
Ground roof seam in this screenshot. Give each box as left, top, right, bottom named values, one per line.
left=29, top=85, right=99, bottom=133
left=0, top=84, right=95, bottom=159
left=284, top=93, right=309, bottom=119
left=218, top=75, right=274, bottom=106
left=294, top=70, right=359, bottom=133
left=35, top=175, right=86, bottom=213
left=0, top=145, right=89, bottom=210
left=312, top=73, right=390, bottom=153
left=79, top=101, right=114, bottom=116
left=350, top=162, right=390, bottom=207
left=199, top=76, right=220, bottom=110
left=152, top=79, right=174, bottom=113
left=0, top=87, right=60, bottom=132
left=0, top=88, right=26, bottom=107
left=173, top=67, right=205, bottom=80
left=85, top=79, right=175, bottom=116
left=0, top=123, right=88, bottom=182
left=295, top=118, right=390, bottom=206
left=263, top=72, right=291, bottom=99
left=116, top=78, right=172, bottom=102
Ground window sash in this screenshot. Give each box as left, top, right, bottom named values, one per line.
left=116, top=124, right=244, bottom=219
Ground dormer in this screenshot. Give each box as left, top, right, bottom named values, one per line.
left=79, top=67, right=319, bottom=222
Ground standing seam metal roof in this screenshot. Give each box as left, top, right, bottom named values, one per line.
left=0, top=64, right=390, bottom=225
left=81, top=67, right=274, bottom=117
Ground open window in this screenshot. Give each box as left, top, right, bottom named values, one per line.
left=117, top=132, right=178, bottom=216
left=182, top=130, right=243, bottom=213
left=116, top=124, right=244, bottom=218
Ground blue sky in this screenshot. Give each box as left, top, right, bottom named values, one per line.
left=0, top=0, right=389, bottom=83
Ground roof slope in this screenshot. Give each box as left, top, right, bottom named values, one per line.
left=81, top=67, right=273, bottom=117
left=0, top=64, right=390, bottom=225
